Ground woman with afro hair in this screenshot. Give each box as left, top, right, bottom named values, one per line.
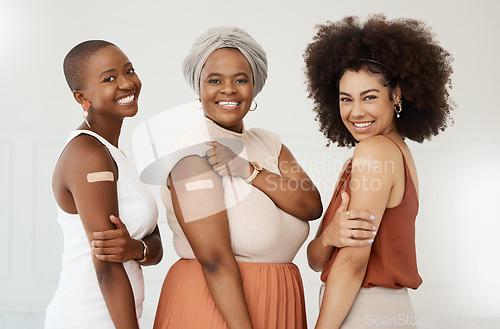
left=304, top=15, right=454, bottom=329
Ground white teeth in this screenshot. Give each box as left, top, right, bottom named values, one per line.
left=116, top=94, right=135, bottom=104
left=353, top=121, right=373, bottom=128
left=218, top=101, right=239, bottom=107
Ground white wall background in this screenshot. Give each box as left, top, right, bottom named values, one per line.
left=1, top=0, right=499, bottom=328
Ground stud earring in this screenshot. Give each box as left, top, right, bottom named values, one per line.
left=394, top=101, right=403, bottom=118
left=193, top=98, right=203, bottom=110
left=249, top=100, right=258, bottom=112
left=82, top=102, right=91, bottom=127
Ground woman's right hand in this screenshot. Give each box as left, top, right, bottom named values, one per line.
left=320, top=191, right=377, bottom=248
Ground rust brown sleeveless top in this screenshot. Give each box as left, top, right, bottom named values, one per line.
left=320, top=136, right=423, bottom=289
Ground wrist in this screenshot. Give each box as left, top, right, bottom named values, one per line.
left=245, top=161, right=262, bottom=184
left=241, top=161, right=253, bottom=180
left=134, top=239, right=148, bottom=263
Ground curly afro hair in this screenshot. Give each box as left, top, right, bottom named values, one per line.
left=304, top=15, right=454, bottom=147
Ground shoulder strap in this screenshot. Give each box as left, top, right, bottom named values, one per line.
left=68, top=130, right=121, bottom=171
left=380, top=135, right=409, bottom=164
left=69, top=130, right=113, bottom=149
left=380, top=135, right=403, bottom=154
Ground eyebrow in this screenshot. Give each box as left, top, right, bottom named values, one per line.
left=205, top=72, right=251, bottom=79
left=339, top=88, right=380, bottom=97
left=98, top=62, right=133, bottom=78
left=233, top=72, right=250, bottom=78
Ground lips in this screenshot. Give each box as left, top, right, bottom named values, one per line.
left=216, top=100, right=240, bottom=110
left=352, top=121, right=374, bottom=128
left=116, top=92, right=136, bottom=105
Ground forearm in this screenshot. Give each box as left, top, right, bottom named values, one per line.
left=307, top=235, right=335, bottom=272
left=95, top=261, right=139, bottom=329
left=250, top=168, right=322, bottom=220
left=201, top=257, right=254, bottom=329
left=315, top=253, right=368, bottom=329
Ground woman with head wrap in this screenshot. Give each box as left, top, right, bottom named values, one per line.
left=304, top=15, right=454, bottom=328
left=152, top=26, right=341, bottom=329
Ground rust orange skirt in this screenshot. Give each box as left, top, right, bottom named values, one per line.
left=153, top=259, right=307, bottom=329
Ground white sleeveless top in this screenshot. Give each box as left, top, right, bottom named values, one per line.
left=45, top=130, right=158, bottom=329
left=161, top=117, right=309, bottom=264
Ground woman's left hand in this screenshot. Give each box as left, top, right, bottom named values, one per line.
left=91, top=215, right=143, bottom=263
left=205, top=141, right=252, bottom=179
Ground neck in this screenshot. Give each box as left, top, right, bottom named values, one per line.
left=205, top=115, right=244, bottom=134
left=78, top=115, right=123, bottom=147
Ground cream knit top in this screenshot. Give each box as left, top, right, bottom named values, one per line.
left=161, top=117, right=309, bottom=264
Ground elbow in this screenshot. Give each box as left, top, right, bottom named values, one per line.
left=310, top=200, right=324, bottom=220
left=197, top=253, right=229, bottom=275
left=94, top=262, right=115, bottom=286
left=306, top=241, right=327, bottom=273
left=150, top=248, right=163, bottom=266
left=300, top=193, right=323, bottom=221
left=200, top=261, right=220, bottom=275
left=341, top=255, right=369, bottom=278
left=308, top=259, right=325, bottom=273
left=152, top=240, right=164, bottom=265
left=199, top=258, right=227, bottom=276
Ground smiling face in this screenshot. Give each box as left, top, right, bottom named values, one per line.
left=338, top=69, right=400, bottom=142
left=76, top=45, right=141, bottom=123
left=199, top=48, right=254, bottom=133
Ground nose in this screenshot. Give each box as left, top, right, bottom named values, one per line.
left=117, top=75, right=135, bottom=90
left=220, top=82, right=236, bottom=95
left=351, top=100, right=365, bottom=118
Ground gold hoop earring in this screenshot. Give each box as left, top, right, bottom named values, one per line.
left=394, top=100, right=403, bottom=118
left=249, top=100, right=258, bottom=112
left=194, top=98, right=203, bottom=110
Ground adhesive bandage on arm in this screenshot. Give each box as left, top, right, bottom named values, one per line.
left=185, top=179, right=214, bottom=191
left=87, top=171, right=115, bottom=183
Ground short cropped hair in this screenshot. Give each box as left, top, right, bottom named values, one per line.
left=304, top=15, right=455, bottom=147
left=63, top=40, right=116, bottom=91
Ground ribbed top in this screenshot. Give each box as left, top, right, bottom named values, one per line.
left=161, top=117, right=309, bottom=263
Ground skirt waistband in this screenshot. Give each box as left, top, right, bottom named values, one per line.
left=320, top=282, right=408, bottom=297
left=358, top=286, right=408, bottom=294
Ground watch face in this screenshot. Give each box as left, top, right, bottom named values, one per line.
left=253, top=162, right=262, bottom=171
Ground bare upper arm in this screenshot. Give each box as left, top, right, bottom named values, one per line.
left=169, top=156, right=233, bottom=262
left=277, top=144, right=314, bottom=183
left=54, top=134, right=120, bottom=244
left=313, top=158, right=352, bottom=239
left=336, top=136, right=403, bottom=263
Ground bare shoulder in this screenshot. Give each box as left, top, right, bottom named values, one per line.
left=58, top=134, right=116, bottom=176
left=352, top=136, right=404, bottom=177
left=53, top=133, right=119, bottom=214
left=171, top=155, right=215, bottom=179
left=354, top=135, right=402, bottom=162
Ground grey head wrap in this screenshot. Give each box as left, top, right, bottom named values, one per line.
left=183, top=26, right=268, bottom=99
